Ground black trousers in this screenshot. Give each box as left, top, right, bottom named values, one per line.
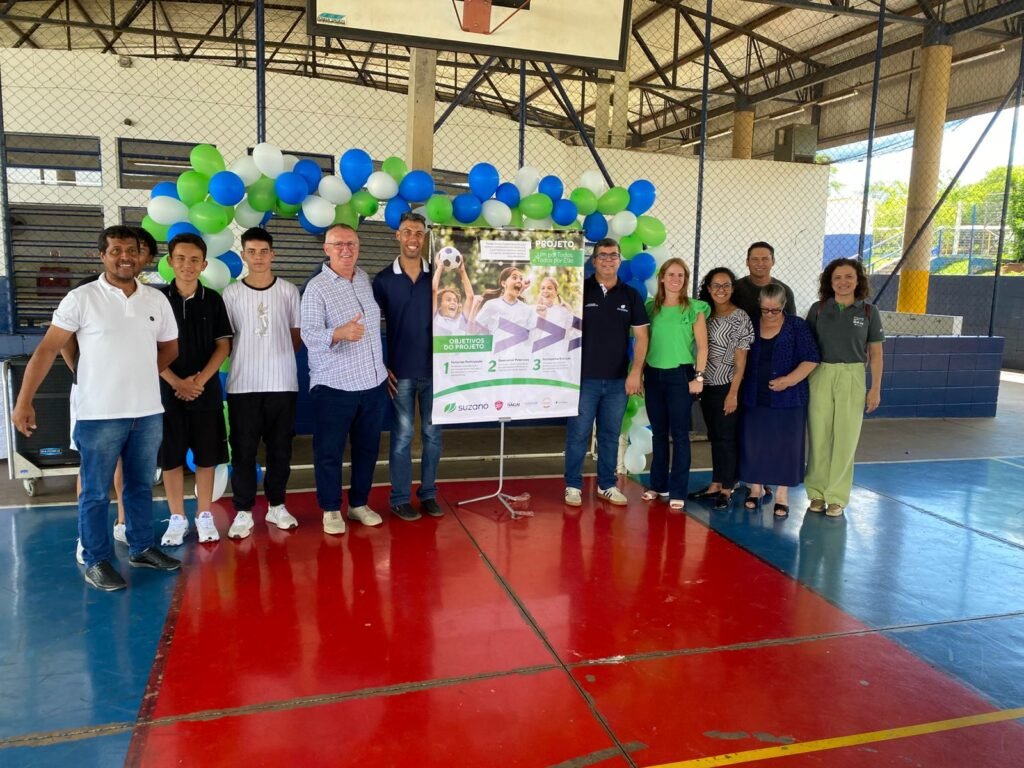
left=699, top=383, right=741, bottom=488
left=227, top=392, right=297, bottom=510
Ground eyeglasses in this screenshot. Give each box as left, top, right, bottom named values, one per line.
left=760, top=307, right=783, bottom=315
left=594, top=253, right=621, bottom=261
left=709, top=282, right=733, bottom=292
left=326, top=241, right=358, bottom=250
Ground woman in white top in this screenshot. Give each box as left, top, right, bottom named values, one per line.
left=471, top=267, right=536, bottom=350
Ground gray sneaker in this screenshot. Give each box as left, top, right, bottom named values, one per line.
left=347, top=505, right=383, bottom=526
left=597, top=486, right=628, bottom=506
left=564, top=487, right=583, bottom=507
left=323, top=510, right=347, bottom=535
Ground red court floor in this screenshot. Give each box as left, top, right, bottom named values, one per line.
left=4, top=469, right=1024, bottom=767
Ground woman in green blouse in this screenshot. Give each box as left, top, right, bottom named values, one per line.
left=640, top=257, right=710, bottom=510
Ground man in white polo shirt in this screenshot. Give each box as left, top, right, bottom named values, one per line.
left=12, top=226, right=182, bottom=591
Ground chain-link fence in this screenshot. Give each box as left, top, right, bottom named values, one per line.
left=0, top=2, right=1022, bottom=368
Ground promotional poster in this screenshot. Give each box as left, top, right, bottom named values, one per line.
left=430, top=226, right=585, bottom=424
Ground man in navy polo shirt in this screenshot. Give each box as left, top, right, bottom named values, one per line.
left=564, top=238, right=649, bottom=509
left=372, top=211, right=443, bottom=522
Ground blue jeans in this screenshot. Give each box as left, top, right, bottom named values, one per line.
left=74, top=415, right=162, bottom=567
left=644, top=365, right=694, bottom=499
left=389, top=377, right=442, bottom=506
left=564, top=378, right=628, bottom=491
left=311, top=383, right=387, bottom=511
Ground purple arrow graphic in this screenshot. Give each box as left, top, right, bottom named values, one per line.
left=569, top=315, right=582, bottom=352
left=494, top=317, right=531, bottom=353
left=532, top=316, right=567, bottom=352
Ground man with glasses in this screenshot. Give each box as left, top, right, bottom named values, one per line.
left=564, top=238, right=649, bottom=508
left=732, top=242, right=797, bottom=320
left=372, top=212, right=444, bottom=522
left=301, top=224, right=389, bottom=535
left=222, top=227, right=303, bottom=539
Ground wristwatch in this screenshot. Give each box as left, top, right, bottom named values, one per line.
left=695, top=370, right=704, bottom=383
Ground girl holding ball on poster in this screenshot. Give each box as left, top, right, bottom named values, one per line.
left=432, top=249, right=477, bottom=335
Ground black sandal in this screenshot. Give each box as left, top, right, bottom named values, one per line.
left=744, top=489, right=764, bottom=510
left=773, top=503, right=789, bottom=518
left=713, top=493, right=731, bottom=510
left=687, top=485, right=719, bottom=501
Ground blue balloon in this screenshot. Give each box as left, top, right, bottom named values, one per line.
left=630, top=251, right=657, bottom=281
left=551, top=198, right=578, bottom=226
left=494, top=182, right=520, bottom=208
left=583, top=212, right=608, bottom=241
left=618, top=260, right=634, bottom=283
left=151, top=181, right=179, bottom=200
left=339, top=148, right=373, bottom=191
left=627, top=179, right=657, bottom=216
left=628, top=278, right=649, bottom=300
left=398, top=170, right=434, bottom=202
left=384, top=197, right=411, bottom=230
left=293, top=159, right=323, bottom=195
left=218, top=371, right=228, bottom=398
left=452, top=193, right=483, bottom=224
left=208, top=171, right=246, bottom=206
left=168, top=221, right=201, bottom=241
left=538, top=175, right=564, bottom=201
left=297, top=210, right=328, bottom=235
left=185, top=449, right=196, bottom=472
left=255, top=463, right=264, bottom=484
left=468, top=163, right=500, bottom=200
left=218, top=250, right=243, bottom=278
left=584, top=260, right=595, bottom=279
left=275, top=172, right=308, bottom=205
left=259, top=212, right=273, bottom=227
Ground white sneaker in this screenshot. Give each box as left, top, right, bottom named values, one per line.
left=266, top=504, right=299, bottom=530
left=347, top=505, right=383, bottom=527
left=161, top=515, right=190, bottom=547
left=564, top=487, right=582, bottom=507
left=113, top=523, right=127, bottom=544
left=195, top=511, right=220, bottom=543
left=597, top=486, right=628, bottom=506
left=323, top=510, right=346, bottom=535
left=228, top=510, right=254, bottom=540
left=76, top=538, right=85, bottom=565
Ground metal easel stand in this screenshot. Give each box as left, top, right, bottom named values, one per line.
left=457, top=417, right=533, bottom=518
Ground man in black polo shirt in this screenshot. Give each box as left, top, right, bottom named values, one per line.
left=564, top=238, right=649, bottom=508
left=732, top=241, right=797, bottom=319
left=372, top=212, right=443, bottom=522
left=158, top=233, right=232, bottom=546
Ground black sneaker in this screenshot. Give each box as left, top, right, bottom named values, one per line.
left=390, top=503, right=421, bottom=521
left=129, top=547, right=182, bottom=571
left=84, top=561, right=127, bottom=592
left=420, top=498, right=445, bottom=518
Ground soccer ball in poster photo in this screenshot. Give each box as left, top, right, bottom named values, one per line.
left=438, top=246, right=463, bottom=269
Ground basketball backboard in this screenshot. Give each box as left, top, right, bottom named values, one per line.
left=307, top=0, right=633, bottom=70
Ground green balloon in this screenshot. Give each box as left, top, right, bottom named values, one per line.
left=189, top=201, right=228, bottom=234
left=382, top=156, right=408, bottom=182
left=520, top=192, right=554, bottom=220
left=509, top=207, right=524, bottom=228
left=569, top=187, right=598, bottom=216
left=191, top=143, right=226, bottom=177
left=157, top=254, right=175, bottom=282
left=141, top=214, right=169, bottom=243
left=619, top=233, right=644, bottom=259
left=334, top=202, right=359, bottom=229
left=275, top=198, right=301, bottom=217
left=177, top=171, right=209, bottom=207
left=219, top=355, right=232, bottom=373
left=636, top=215, right=667, bottom=246
left=597, top=186, right=629, bottom=216
left=247, top=176, right=277, bottom=212
left=425, top=195, right=453, bottom=224
left=351, top=190, right=379, bottom=218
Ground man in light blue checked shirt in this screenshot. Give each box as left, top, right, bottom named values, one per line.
left=300, top=224, right=389, bottom=536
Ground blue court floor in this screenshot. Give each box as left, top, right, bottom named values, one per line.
left=2, top=451, right=1024, bottom=766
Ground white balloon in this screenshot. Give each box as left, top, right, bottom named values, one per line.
left=201, top=463, right=230, bottom=503
left=628, top=423, right=653, bottom=454
left=524, top=216, right=553, bottom=230
left=252, top=142, right=284, bottom=178
left=229, top=156, right=261, bottom=187
left=318, top=176, right=352, bottom=205
left=302, top=194, right=336, bottom=228
left=147, top=196, right=188, bottom=226
left=202, top=228, right=234, bottom=258
left=610, top=211, right=638, bottom=237
left=632, top=406, right=650, bottom=428
left=365, top=170, right=399, bottom=200
left=412, top=205, right=427, bottom=218
left=199, top=258, right=231, bottom=292
left=234, top=198, right=264, bottom=228
left=515, top=165, right=540, bottom=197
left=581, top=169, right=607, bottom=196
left=648, top=243, right=673, bottom=266
left=624, top=444, right=647, bottom=474
left=645, top=276, right=659, bottom=298
left=482, top=199, right=512, bottom=228
left=282, top=154, right=299, bottom=172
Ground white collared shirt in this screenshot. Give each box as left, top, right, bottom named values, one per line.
left=51, top=274, right=178, bottom=419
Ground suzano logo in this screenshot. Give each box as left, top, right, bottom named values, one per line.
left=458, top=403, right=490, bottom=412
left=444, top=402, right=457, bottom=414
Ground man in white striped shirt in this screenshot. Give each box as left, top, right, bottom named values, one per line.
left=300, top=224, right=389, bottom=536
left=222, top=227, right=303, bottom=539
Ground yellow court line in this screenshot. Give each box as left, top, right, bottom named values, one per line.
left=645, top=706, right=1024, bottom=767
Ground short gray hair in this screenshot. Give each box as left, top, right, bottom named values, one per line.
left=758, top=283, right=787, bottom=308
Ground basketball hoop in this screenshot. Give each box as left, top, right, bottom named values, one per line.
left=452, top=0, right=532, bottom=35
